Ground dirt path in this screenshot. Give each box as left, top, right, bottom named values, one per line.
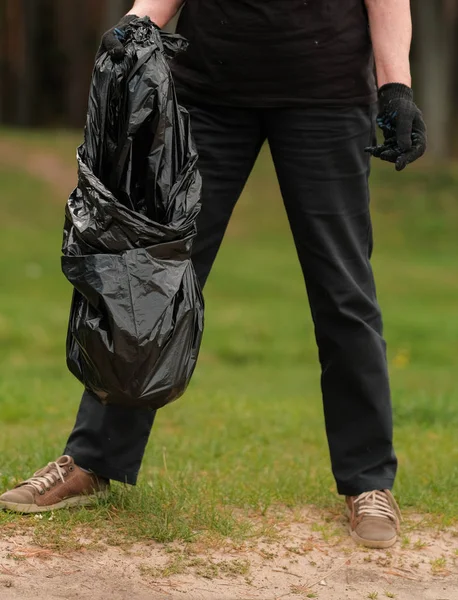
left=1, top=510, right=457, bottom=600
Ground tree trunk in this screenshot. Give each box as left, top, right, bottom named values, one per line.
left=414, top=0, right=457, bottom=160
left=102, top=0, right=130, bottom=31
left=56, top=1, right=92, bottom=127
left=3, top=0, right=27, bottom=124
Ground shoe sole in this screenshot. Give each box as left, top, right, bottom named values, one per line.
left=350, top=529, right=397, bottom=549
left=346, top=506, right=398, bottom=549
left=0, top=491, right=108, bottom=514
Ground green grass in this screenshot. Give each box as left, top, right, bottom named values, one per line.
left=1, top=130, right=458, bottom=548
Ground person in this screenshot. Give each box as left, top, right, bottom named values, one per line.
left=0, top=0, right=426, bottom=549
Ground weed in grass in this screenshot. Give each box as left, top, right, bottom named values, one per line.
left=430, top=557, right=447, bottom=574
left=139, top=555, right=187, bottom=578
left=286, top=544, right=313, bottom=556
left=385, top=592, right=396, bottom=598
left=368, top=593, right=378, bottom=600
left=195, top=561, right=219, bottom=579
left=413, top=539, right=428, bottom=550
left=184, top=556, right=203, bottom=566
left=401, top=536, right=410, bottom=548
left=311, top=522, right=342, bottom=543
left=192, top=557, right=250, bottom=579
left=139, top=554, right=250, bottom=581
left=6, top=553, right=26, bottom=562
left=376, top=552, right=393, bottom=568
left=258, top=549, right=276, bottom=560
left=31, top=522, right=86, bottom=552
left=219, top=558, right=250, bottom=577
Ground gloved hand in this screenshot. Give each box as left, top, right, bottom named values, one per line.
left=365, top=83, right=427, bottom=171
left=99, top=14, right=138, bottom=62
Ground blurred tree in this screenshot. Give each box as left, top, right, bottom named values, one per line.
left=55, top=1, right=92, bottom=127
left=103, top=0, right=131, bottom=31
left=19, top=0, right=40, bottom=125
left=1, top=0, right=36, bottom=125
left=53, top=0, right=129, bottom=126
left=1, top=0, right=458, bottom=160
left=413, top=0, right=458, bottom=159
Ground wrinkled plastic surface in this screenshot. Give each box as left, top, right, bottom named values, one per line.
left=62, top=18, right=204, bottom=410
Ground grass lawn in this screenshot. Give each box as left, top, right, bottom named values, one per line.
left=1, top=130, right=458, bottom=548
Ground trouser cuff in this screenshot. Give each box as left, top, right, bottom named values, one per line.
left=336, top=478, right=395, bottom=497
left=65, top=451, right=139, bottom=485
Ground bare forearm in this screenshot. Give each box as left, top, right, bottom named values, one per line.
left=127, top=0, right=184, bottom=28
left=365, top=0, right=412, bottom=88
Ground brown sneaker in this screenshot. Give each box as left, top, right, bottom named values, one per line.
left=346, top=489, right=401, bottom=549
left=0, top=456, right=109, bottom=513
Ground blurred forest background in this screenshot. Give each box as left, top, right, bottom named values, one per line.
left=0, top=0, right=457, bottom=159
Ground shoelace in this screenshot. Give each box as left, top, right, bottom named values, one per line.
left=354, top=490, right=396, bottom=521
left=23, top=461, right=67, bottom=494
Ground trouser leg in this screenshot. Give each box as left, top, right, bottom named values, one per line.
left=64, top=390, right=156, bottom=484
left=266, top=105, right=397, bottom=495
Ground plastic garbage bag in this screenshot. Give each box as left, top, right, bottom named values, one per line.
left=61, top=17, right=204, bottom=410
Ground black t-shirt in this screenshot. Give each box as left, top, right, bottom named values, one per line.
left=172, top=0, right=376, bottom=107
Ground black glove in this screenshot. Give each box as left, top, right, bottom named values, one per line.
left=366, top=83, right=427, bottom=171
left=99, top=14, right=138, bottom=62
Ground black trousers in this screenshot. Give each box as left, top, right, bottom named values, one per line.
left=65, top=102, right=397, bottom=496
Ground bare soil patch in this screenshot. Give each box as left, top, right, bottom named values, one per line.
left=1, top=509, right=457, bottom=600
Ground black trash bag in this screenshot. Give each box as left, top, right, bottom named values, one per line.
left=61, top=17, right=204, bottom=410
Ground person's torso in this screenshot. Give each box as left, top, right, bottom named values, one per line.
left=173, top=0, right=376, bottom=107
